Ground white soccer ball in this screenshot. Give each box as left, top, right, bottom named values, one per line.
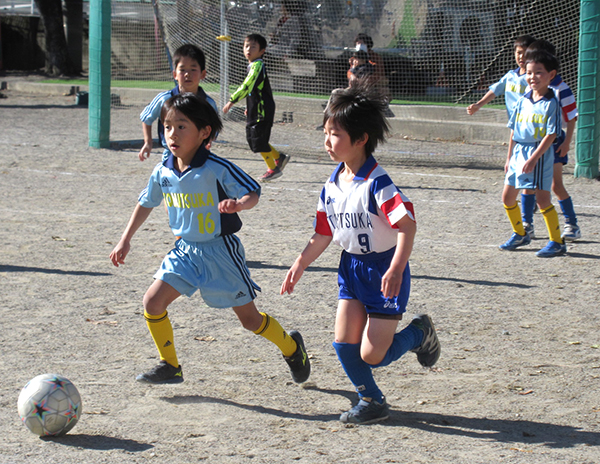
left=17, top=374, right=82, bottom=437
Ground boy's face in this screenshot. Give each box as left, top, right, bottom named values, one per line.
left=526, top=61, right=556, bottom=93
left=323, top=118, right=367, bottom=163
left=514, top=45, right=527, bottom=71
left=173, top=56, right=207, bottom=94
left=163, top=109, right=211, bottom=159
left=244, top=39, right=265, bottom=62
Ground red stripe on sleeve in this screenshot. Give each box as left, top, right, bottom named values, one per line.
left=314, top=210, right=333, bottom=236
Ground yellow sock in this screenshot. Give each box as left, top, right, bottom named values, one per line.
left=144, top=310, right=179, bottom=368
left=253, top=312, right=297, bottom=357
left=504, top=203, right=525, bottom=236
left=260, top=145, right=280, bottom=170
left=541, top=204, right=563, bottom=243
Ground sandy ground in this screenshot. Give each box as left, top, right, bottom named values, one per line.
left=1, top=90, right=599, bottom=464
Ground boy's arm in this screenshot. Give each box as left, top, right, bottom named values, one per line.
left=556, top=117, right=577, bottom=156
left=139, top=123, right=154, bottom=161
left=281, top=233, right=333, bottom=295
left=381, top=215, right=416, bottom=299
left=224, top=62, right=261, bottom=112
left=467, top=90, right=497, bottom=115
left=505, top=131, right=516, bottom=173
left=522, top=133, right=557, bottom=174
left=218, top=191, right=259, bottom=214
left=109, top=204, right=153, bottom=267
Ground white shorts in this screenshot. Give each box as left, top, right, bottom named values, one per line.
left=154, top=235, right=260, bottom=308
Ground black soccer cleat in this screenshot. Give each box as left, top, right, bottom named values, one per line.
left=410, top=314, right=441, bottom=367
left=136, top=360, right=184, bottom=384
left=284, top=330, right=311, bottom=383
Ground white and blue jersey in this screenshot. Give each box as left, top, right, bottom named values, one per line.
left=140, top=86, right=218, bottom=157
left=489, top=67, right=528, bottom=118
left=139, top=146, right=260, bottom=241
left=315, top=156, right=415, bottom=254
left=314, top=156, right=415, bottom=316
left=506, top=89, right=561, bottom=191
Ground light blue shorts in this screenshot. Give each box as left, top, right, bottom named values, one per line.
left=338, top=248, right=410, bottom=318
left=505, top=143, right=554, bottom=191
left=154, top=235, right=260, bottom=308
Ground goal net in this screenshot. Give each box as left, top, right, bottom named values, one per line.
left=110, top=0, right=581, bottom=166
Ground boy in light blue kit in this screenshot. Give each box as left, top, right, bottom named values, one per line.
left=467, top=35, right=536, bottom=118
left=500, top=50, right=565, bottom=258
left=281, top=84, right=440, bottom=424
left=138, top=44, right=218, bottom=162
left=519, top=40, right=581, bottom=242
left=111, top=93, right=310, bottom=385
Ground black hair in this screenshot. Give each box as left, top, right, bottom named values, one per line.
left=354, top=33, right=374, bottom=50
left=161, top=93, right=223, bottom=145
left=524, top=39, right=557, bottom=57
left=246, top=33, right=267, bottom=51
left=172, top=44, right=206, bottom=71
left=525, top=49, right=560, bottom=73
left=323, top=83, right=390, bottom=156
left=514, top=35, right=536, bottom=50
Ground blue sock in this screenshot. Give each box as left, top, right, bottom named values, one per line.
left=558, top=197, right=577, bottom=225
left=521, top=193, right=536, bottom=224
left=332, top=342, right=382, bottom=402
left=370, top=323, right=423, bottom=368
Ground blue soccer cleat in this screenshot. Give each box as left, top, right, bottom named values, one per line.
left=536, top=240, right=567, bottom=258
left=499, top=232, right=531, bottom=251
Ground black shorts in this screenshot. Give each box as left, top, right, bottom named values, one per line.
left=246, top=120, right=273, bottom=153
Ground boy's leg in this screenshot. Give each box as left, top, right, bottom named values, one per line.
left=234, top=302, right=310, bottom=383
left=366, top=317, right=422, bottom=368
left=553, top=163, right=581, bottom=240
left=138, top=279, right=183, bottom=383
left=259, top=146, right=278, bottom=170
left=333, top=300, right=388, bottom=424
left=500, top=185, right=530, bottom=250
left=536, top=190, right=567, bottom=257
left=520, top=189, right=536, bottom=237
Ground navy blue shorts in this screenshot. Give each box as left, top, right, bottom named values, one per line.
left=554, top=131, right=568, bottom=165
left=338, top=248, right=410, bottom=318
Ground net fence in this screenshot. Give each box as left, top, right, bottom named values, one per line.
left=2, top=0, right=581, bottom=166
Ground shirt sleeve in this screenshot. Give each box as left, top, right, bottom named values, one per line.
left=489, top=71, right=510, bottom=96
left=138, top=164, right=165, bottom=208
left=230, top=61, right=262, bottom=104
left=546, top=98, right=561, bottom=136
left=140, top=91, right=170, bottom=125
left=314, top=187, right=332, bottom=236
left=371, top=175, right=415, bottom=228
left=557, top=83, right=578, bottom=122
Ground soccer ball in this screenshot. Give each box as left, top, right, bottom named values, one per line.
left=17, top=374, right=82, bottom=437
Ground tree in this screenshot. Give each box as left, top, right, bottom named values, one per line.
left=34, top=0, right=80, bottom=76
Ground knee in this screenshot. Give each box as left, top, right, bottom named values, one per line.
left=361, top=348, right=385, bottom=366
left=143, top=293, right=165, bottom=315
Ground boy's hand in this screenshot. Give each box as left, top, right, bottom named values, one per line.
left=466, top=103, right=480, bottom=115
left=139, top=142, right=152, bottom=161
left=555, top=141, right=568, bottom=157
left=109, top=240, right=131, bottom=267
left=522, top=157, right=538, bottom=174
left=222, top=102, right=233, bottom=114
left=381, top=267, right=403, bottom=299
left=281, top=261, right=304, bottom=295
left=218, top=199, right=241, bottom=214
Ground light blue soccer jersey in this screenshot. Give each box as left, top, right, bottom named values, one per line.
left=138, top=146, right=260, bottom=241
left=489, top=67, right=529, bottom=118
left=508, top=90, right=561, bottom=144
left=139, top=86, right=218, bottom=153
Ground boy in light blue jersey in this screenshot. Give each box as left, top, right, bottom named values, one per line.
left=111, top=93, right=310, bottom=385
left=500, top=50, right=566, bottom=258
left=467, top=35, right=536, bottom=118
left=518, top=40, right=582, bottom=242
left=138, top=44, right=218, bottom=162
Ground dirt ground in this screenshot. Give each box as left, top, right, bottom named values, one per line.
left=1, top=90, right=599, bottom=464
